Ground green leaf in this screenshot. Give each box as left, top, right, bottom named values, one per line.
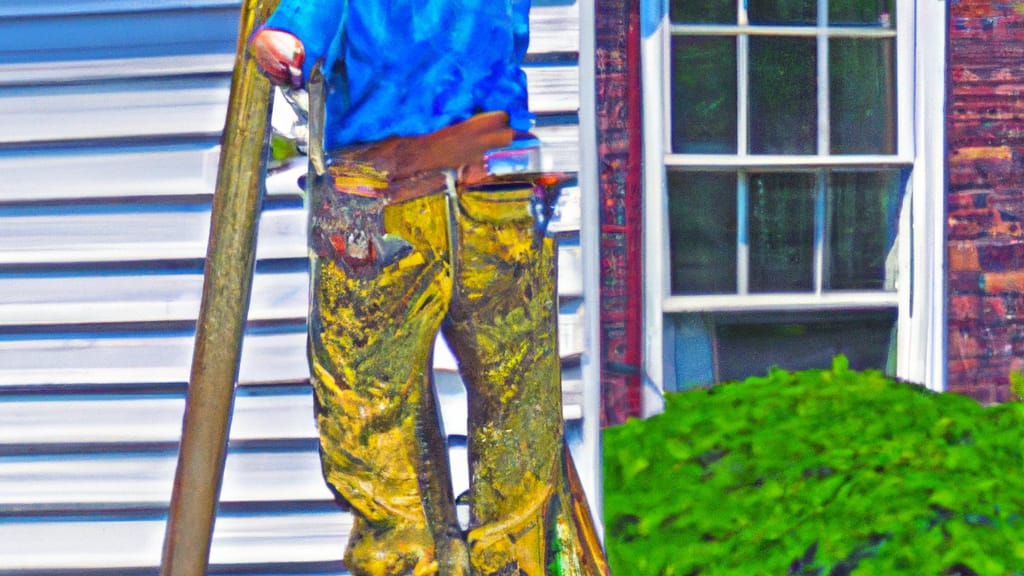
left=832, top=354, right=850, bottom=373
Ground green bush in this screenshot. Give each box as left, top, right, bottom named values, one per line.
left=603, top=357, right=1024, bottom=575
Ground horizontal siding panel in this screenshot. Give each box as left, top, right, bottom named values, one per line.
left=0, top=72, right=577, bottom=147
left=0, top=207, right=305, bottom=265
left=0, top=147, right=336, bottom=204
left=0, top=270, right=309, bottom=327
left=0, top=7, right=241, bottom=65
left=0, top=331, right=308, bottom=387
left=557, top=242, right=583, bottom=297
left=0, top=344, right=577, bottom=430
left=0, top=248, right=580, bottom=326
left=0, top=4, right=575, bottom=62
left=0, top=147, right=578, bottom=206
left=2, top=377, right=495, bottom=449
left=0, top=511, right=350, bottom=571
left=533, top=124, right=580, bottom=172
left=526, top=65, right=580, bottom=113
left=0, top=0, right=236, bottom=18
left=0, top=145, right=222, bottom=204
left=0, top=449, right=333, bottom=505
left=0, top=54, right=235, bottom=87
left=0, top=319, right=585, bottom=388
left=1, top=391, right=319, bottom=446
left=0, top=76, right=235, bottom=144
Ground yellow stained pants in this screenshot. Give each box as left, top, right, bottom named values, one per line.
left=308, top=163, right=605, bottom=576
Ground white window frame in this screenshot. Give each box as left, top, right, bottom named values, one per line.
left=640, top=0, right=947, bottom=415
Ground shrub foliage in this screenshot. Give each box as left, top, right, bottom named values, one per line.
left=603, top=357, right=1024, bottom=575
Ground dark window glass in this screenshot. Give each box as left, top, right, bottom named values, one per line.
left=830, top=0, right=895, bottom=26
left=668, top=171, right=738, bottom=294
left=749, top=37, right=817, bottom=154
left=713, top=310, right=897, bottom=382
left=748, top=173, right=815, bottom=292
left=831, top=39, right=896, bottom=154
left=828, top=170, right=904, bottom=290
left=748, top=0, right=816, bottom=24
left=670, top=0, right=734, bottom=23
left=672, top=36, right=737, bottom=154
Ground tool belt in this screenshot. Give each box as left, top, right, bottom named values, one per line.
left=303, top=65, right=566, bottom=275
left=319, top=115, right=524, bottom=218
left=309, top=111, right=533, bottom=275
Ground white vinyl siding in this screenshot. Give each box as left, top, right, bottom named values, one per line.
left=0, top=1, right=592, bottom=573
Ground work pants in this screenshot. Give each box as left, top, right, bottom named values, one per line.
left=307, top=156, right=606, bottom=576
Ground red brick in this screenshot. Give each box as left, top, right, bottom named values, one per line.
left=989, top=193, right=1024, bottom=222
left=948, top=356, right=983, bottom=374
left=950, top=294, right=983, bottom=320
left=992, top=219, right=1024, bottom=239
left=948, top=191, right=988, bottom=212
left=950, top=145, right=1013, bottom=162
left=981, top=355, right=1013, bottom=375
left=977, top=241, right=1024, bottom=271
left=982, top=296, right=1010, bottom=322
left=949, top=329, right=986, bottom=358
left=949, top=242, right=982, bottom=272
left=981, top=270, right=1024, bottom=292
left=949, top=271, right=983, bottom=292
left=1005, top=293, right=1024, bottom=317
left=949, top=209, right=996, bottom=239
left=994, top=385, right=1016, bottom=403
left=978, top=328, right=1015, bottom=358
left=948, top=382, right=995, bottom=404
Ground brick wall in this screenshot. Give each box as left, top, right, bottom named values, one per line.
left=948, top=0, right=1024, bottom=402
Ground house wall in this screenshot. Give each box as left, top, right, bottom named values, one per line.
left=0, top=1, right=590, bottom=572
left=595, top=0, right=644, bottom=426
left=948, top=0, right=1024, bottom=402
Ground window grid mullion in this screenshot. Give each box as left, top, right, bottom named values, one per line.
left=813, top=0, right=829, bottom=295
left=814, top=170, right=828, bottom=295
left=817, top=0, right=830, bottom=156
left=669, top=25, right=897, bottom=39
left=664, top=154, right=912, bottom=169
left=736, top=0, right=750, bottom=296
left=736, top=4, right=750, bottom=157
left=737, top=172, right=750, bottom=295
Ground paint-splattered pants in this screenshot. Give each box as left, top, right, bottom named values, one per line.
left=307, top=158, right=606, bottom=576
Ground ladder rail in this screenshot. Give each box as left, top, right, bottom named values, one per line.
left=160, top=0, right=280, bottom=573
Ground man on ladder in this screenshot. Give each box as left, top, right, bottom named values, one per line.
left=250, top=1, right=609, bottom=575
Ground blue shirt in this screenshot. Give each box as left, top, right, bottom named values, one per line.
left=265, top=0, right=533, bottom=150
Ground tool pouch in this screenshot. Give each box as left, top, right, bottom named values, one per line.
left=302, top=64, right=413, bottom=276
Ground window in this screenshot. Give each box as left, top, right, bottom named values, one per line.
left=641, top=0, right=945, bottom=401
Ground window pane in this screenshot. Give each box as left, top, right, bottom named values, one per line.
left=671, top=37, right=737, bottom=154
left=670, top=0, right=734, bottom=23
left=668, top=171, right=737, bottom=294
left=749, top=38, right=817, bottom=155
left=830, top=39, right=896, bottom=154
left=748, top=0, right=816, bottom=25
left=830, top=0, right=895, bottom=26
left=748, top=173, right=815, bottom=292
left=828, top=170, right=904, bottom=290
left=670, top=314, right=717, bottom=390
left=713, top=310, right=897, bottom=382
